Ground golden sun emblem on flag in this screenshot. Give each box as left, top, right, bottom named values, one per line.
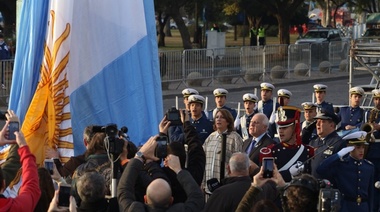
left=21, top=10, right=72, bottom=165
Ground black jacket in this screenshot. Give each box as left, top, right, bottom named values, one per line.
left=203, top=176, right=252, bottom=212
left=242, top=133, right=276, bottom=165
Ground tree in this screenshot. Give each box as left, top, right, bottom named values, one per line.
left=254, top=0, right=306, bottom=44
left=154, top=0, right=193, bottom=49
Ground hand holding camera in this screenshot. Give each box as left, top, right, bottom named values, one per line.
left=138, top=136, right=160, bottom=162
left=0, top=110, right=19, bottom=146
left=164, top=154, right=182, bottom=174
left=159, top=116, right=171, bottom=135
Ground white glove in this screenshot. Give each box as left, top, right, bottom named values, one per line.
left=337, top=146, right=355, bottom=157
left=289, top=161, right=304, bottom=177
left=234, top=117, right=241, bottom=130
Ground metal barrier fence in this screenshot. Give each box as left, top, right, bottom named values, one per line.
left=0, top=60, right=13, bottom=106
left=160, top=41, right=350, bottom=88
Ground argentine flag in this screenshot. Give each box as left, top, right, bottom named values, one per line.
left=8, top=0, right=162, bottom=165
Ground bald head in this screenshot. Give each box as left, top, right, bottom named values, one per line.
left=228, top=152, right=250, bottom=176
left=146, top=178, right=172, bottom=207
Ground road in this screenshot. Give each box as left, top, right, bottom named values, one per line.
left=162, top=74, right=374, bottom=117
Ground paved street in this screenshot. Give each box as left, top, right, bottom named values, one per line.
left=162, top=72, right=374, bottom=119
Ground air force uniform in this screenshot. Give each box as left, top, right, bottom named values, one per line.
left=337, top=87, right=365, bottom=131
left=169, top=95, right=213, bottom=144
left=208, top=88, right=237, bottom=121
left=257, top=83, right=279, bottom=119
left=365, top=89, right=380, bottom=211
left=301, top=102, right=318, bottom=144
left=317, top=131, right=374, bottom=212
left=309, top=110, right=345, bottom=179
left=236, top=93, right=258, bottom=140
left=313, top=84, right=334, bottom=114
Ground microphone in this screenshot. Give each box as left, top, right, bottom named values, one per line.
left=375, top=181, right=380, bottom=189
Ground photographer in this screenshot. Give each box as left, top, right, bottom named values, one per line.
left=236, top=165, right=319, bottom=212
left=0, top=110, right=41, bottom=211
left=117, top=136, right=205, bottom=212
left=136, top=109, right=206, bottom=204
left=167, top=95, right=213, bottom=144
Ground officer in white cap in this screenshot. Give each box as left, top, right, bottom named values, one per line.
left=168, top=94, right=213, bottom=144
left=365, top=89, right=380, bottom=211
left=317, top=131, right=374, bottom=212
left=257, top=82, right=279, bottom=119
left=300, top=102, right=318, bottom=145
left=236, top=93, right=258, bottom=140
left=313, top=84, right=334, bottom=114
left=337, top=86, right=364, bottom=132
left=182, top=88, right=199, bottom=111
left=208, top=88, right=237, bottom=121
left=277, top=88, right=292, bottom=106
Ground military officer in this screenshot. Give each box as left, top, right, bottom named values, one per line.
left=313, top=84, right=334, bottom=114
left=301, top=102, right=318, bottom=144
left=236, top=93, right=258, bottom=140
left=260, top=106, right=314, bottom=182
left=208, top=88, right=237, bottom=121
left=257, top=82, right=279, bottom=119
left=337, top=86, right=365, bottom=132
left=364, top=89, right=380, bottom=211
left=309, top=109, right=345, bottom=179
left=277, top=88, right=292, bottom=106
left=317, top=131, right=374, bottom=212
left=182, top=88, right=199, bottom=111
left=168, top=94, right=213, bottom=144
left=268, top=88, right=292, bottom=138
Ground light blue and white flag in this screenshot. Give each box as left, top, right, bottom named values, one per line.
left=11, top=0, right=162, bottom=164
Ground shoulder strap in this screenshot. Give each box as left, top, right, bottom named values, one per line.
left=279, top=145, right=305, bottom=172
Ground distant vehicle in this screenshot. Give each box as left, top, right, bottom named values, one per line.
left=362, top=28, right=380, bottom=37
left=170, top=22, right=177, bottom=29
left=295, top=28, right=349, bottom=59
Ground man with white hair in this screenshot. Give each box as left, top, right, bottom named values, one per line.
left=203, top=152, right=252, bottom=212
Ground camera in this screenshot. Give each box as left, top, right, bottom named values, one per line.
left=318, top=179, right=341, bottom=212
left=155, top=136, right=168, bottom=158
left=103, top=124, right=125, bottom=156
left=166, top=107, right=182, bottom=126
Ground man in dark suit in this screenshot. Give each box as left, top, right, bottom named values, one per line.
left=242, top=113, right=276, bottom=166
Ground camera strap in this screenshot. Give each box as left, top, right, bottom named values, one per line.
left=279, top=145, right=304, bottom=171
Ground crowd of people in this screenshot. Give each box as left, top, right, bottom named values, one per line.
left=0, top=81, right=379, bottom=212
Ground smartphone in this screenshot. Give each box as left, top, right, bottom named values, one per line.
left=262, top=157, right=274, bottom=178
left=155, top=136, right=168, bottom=159
left=58, top=183, right=71, bottom=208
left=44, top=159, right=54, bottom=175
left=8, top=121, right=19, bottom=140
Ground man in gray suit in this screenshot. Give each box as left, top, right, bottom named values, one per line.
left=242, top=113, right=276, bottom=165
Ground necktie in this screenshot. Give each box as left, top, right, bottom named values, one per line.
left=246, top=139, right=256, bottom=155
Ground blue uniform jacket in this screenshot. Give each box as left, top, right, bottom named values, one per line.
left=309, top=131, right=345, bottom=179
left=317, top=101, right=334, bottom=114
left=317, top=154, right=374, bottom=212
left=338, top=106, right=364, bottom=131
left=257, top=99, right=279, bottom=119
left=169, top=113, right=213, bottom=144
